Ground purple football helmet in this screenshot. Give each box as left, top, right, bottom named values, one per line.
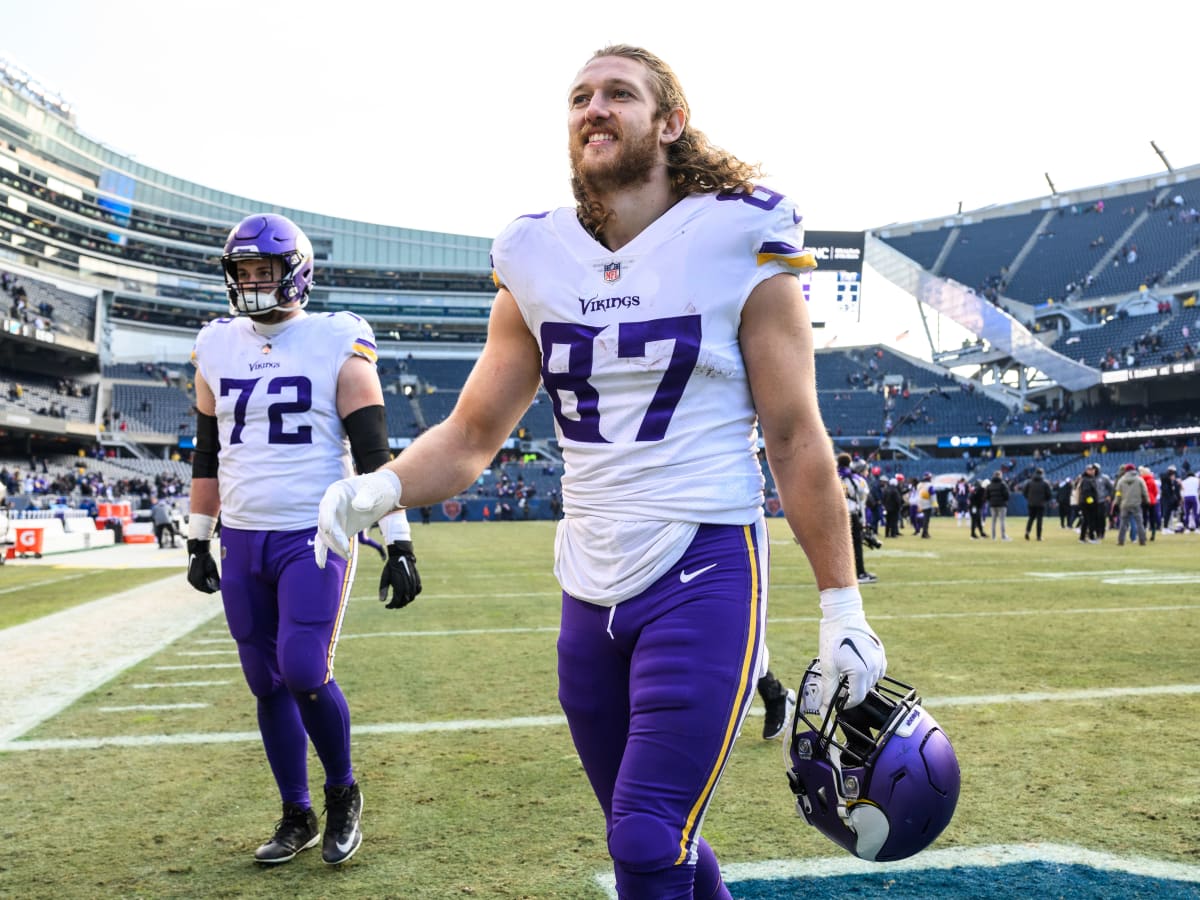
left=221, top=214, right=314, bottom=316
left=784, top=659, right=959, bottom=862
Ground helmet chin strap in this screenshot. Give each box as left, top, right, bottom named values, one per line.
left=827, top=743, right=853, bottom=825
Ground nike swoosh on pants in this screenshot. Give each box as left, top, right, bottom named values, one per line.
left=679, top=563, right=718, bottom=584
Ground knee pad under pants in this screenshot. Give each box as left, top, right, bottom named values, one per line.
left=236, top=630, right=329, bottom=698
left=610, top=813, right=694, bottom=899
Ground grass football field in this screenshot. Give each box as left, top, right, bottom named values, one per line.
left=1, top=518, right=1198, bottom=898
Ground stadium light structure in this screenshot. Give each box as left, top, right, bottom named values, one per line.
left=1151, top=140, right=1173, bottom=173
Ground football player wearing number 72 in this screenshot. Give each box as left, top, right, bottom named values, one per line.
left=315, top=44, right=884, bottom=898
left=189, top=213, right=422, bottom=868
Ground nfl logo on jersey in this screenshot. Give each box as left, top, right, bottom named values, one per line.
left=603, top=262, right=622, bottom=283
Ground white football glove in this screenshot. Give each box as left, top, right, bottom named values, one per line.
left=817, top=586, right=887, bottom=709
left=314, top=470, right=402, bottom=568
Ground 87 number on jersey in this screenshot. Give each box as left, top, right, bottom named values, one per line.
left=540, top=315, right=701, bottom=444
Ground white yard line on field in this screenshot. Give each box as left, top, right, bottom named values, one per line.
left=0, top=572, right=222, bottom=743
left=0, top=565, right=1195, bottom=750
left=3, top=683, right=1199, bottom=753
left=131, top=681, right=232, bottom=689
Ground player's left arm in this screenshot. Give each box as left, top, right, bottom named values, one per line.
left=742, top=272, right=885, bottom=707
left=335, top=354, right=422, bottom=608
left=742, top=273, right=852, bottom=589
left=186, top=371, right=222, bottom=593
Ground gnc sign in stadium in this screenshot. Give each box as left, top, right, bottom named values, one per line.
left=1081, top=430, right=1107, bottom=443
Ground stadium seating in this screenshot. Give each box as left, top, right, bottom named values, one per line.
left=880, top=178, right=1200, bottom=306
left=1, top=265, right=98, bottom=341
left=108, top=384, right=194, bottom=435
left=1005, top=190, right=1158, bottom=303
left=937, top=210, right=1045, bottom=296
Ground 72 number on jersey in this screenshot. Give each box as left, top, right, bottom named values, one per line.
left=219, top=376, right=313, bottom=444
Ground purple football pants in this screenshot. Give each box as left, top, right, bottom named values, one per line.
left=557, top=520, right=768, bottom=900
left=1182, top=496, right=1199, bottom=530
left=219, top=526, right=359, bottom=807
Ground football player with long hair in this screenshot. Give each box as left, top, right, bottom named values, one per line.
left=314, top=46, right=886, bottom=897
left=187, top=214, right=422, bottom=867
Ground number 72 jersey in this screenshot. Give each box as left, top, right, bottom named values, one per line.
left=191, top=311, right=377, bottom=531
left=491, top=186, right=815, bottom=525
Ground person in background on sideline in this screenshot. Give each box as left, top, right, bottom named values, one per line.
left=969, top=479, right=987, bottom=540
left=1022, top=467, right=1053, bottom=541
left=986, top=470, right=1011, bottom=540
left=838, top=452, right=876, bottom=582
left=1112, top=462, right=1149, bottom=546
left=1139, top=466, right=1159, bottom=541
left=1077, top=464, right=1101, bottom=543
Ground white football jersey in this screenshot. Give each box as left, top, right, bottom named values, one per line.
left=191, top=311, right=379, bottom=531
left=492, top=187, right=813, bottom=602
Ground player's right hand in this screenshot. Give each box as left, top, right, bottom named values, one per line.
left=186, top=538, right=221, bottom=594
left=379, top=540, right=422, bottom=609
left=817, top=586, right=887, bottom=709
left=314, top=469, right=402, bottom=567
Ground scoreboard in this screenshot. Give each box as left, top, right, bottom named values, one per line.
left=802, top=230, right=865, bottom=328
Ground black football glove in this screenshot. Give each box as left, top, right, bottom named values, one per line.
left=186, top=538, right=221, bottom=594
left=379, top=540, right=422, bottom=609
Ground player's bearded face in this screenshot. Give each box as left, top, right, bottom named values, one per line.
left=569, top=115, right=663, bottom=195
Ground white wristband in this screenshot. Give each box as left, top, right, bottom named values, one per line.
left=188, top=513, right=218, bottom=541
left=819, top=585, right=864, bottom=620
left=380, top=510, right=412, bottom=543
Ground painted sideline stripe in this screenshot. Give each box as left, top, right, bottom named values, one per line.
left=0, top=573, right=90, bottom=595
left=343, top=626, right=560, bottom=640
left=131, top=681, right=231, bottom=690
left=224, top=603, right=1194, bottom=645
left=3, top=714, right=567, bottom=751
left=928, top=683, right=1200, bottom=708
left=4, top=685, right=1198, bottom=753
left=592, top=842, right=1200, bottom=898
left=773, top=603, right=1199, bottom=626
left=1103, top=574, right=1200, bottom=584
left=98, top=704, right=209, bottom=713
left=153, top=663, right=241, bottom=671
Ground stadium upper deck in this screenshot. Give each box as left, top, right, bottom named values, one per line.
left=1, top=55, right=1198, bottom=467
left=0, top=61, right=496, bottom=359
left=876, top=169, right=1200, bottom=309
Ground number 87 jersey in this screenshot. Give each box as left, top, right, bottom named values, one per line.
left=491, top=186, right=815, bottom=525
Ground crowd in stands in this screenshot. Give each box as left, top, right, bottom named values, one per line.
left=1052, top=301, right=1199, bottom=371
left=2, top=270, right=56, bottom=330
left=1, top=369, right=96, bottom=420
left=0, top=452, right=187, bottom=509
left=1, top=267, right=97, bottom=339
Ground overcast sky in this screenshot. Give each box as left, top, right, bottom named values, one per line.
left=4, top=1, right=1196, bottom=353
left=4, top=0, right=1195, bottom=240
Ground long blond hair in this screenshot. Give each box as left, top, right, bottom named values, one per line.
left=572, top=44, right=762, bottom=235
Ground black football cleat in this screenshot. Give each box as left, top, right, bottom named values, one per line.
left=762, top=688, right=797, bottom=741
left=255, top=802, right=319, bottom=865
left=322, top=782, right=363, bottom=865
